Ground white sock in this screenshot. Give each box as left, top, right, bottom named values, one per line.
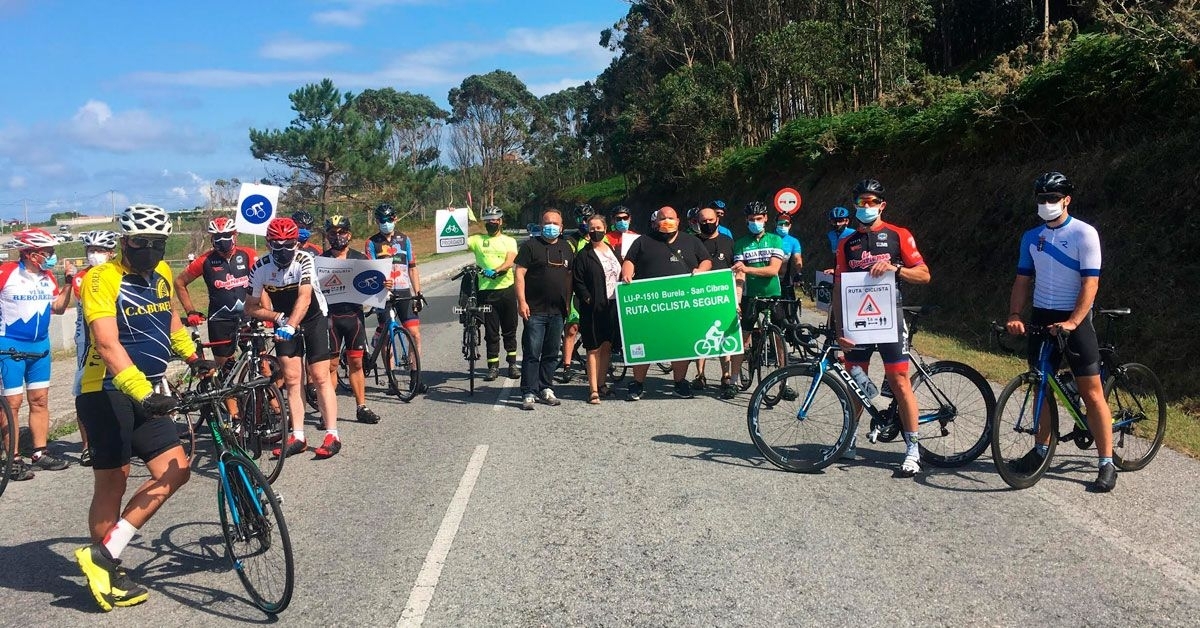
left=327, top=429, right=339, bottom=440
left=293, top=429, right=305, bottom=443
left=102, top=518, right=138, bottom=560
left=903, top=432, right=919, bottom=459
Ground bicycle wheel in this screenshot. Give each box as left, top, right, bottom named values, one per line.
left=913, top=361, right=995, bottom=468
left=1106, top=362, right=1166, bottom=471
left=217, top=455, right=295, bottom=613
left=172, top=410, right=198, bottom=464
left=385, top=325, right=422, bottom=403
left=738, top=331, right=761, bottom=392
left=758, top=329, right=790, bottom=406
left=239, top=383, right=289, bottom=484
left=991, top=374, right=1057, bottom=489
left=656, top=362, right=672, bottom=374
left=747, top=365, right=853, bottom=473
left=465, top=320, right=480, bottom=394
left=0, top=398, right=16, bottom=497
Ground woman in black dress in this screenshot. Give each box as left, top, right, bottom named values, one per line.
left=572, top=214, right=622, bottom=404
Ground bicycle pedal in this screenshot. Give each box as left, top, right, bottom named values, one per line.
left=867, top=428, right=880, bottom=444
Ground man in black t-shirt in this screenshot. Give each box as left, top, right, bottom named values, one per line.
left=620, top=206, right=713, bottom=400
left=515, top=208, right=576, bottom=410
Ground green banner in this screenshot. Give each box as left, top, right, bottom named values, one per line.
left=616, top=270, right=743, bottom=365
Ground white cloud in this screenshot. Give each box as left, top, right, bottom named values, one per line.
left=170, top=186, right=189, bottom=199
left=260, top=37, right=351, bottom=61
left=312, top=9, right=364, bottom=27
left=527, top=78, right=588, bottom=97
left=8, top=175, right=25, bottom=189
left=66, top=100, right=173, bottom=152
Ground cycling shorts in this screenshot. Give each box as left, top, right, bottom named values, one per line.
left=275, top=314, right=332, bottom=364
left=329, top=312, right=367, bottom=358
left=845, top=315, right=910, bottom=376
left=378, top=293, right=419, bottom=328
left=739, top=296, right=789, bottom=334
left=206, top=318, right=240, bottom=359
left=1027, top=308, right=1101, bottom=377
left=77, top=390, right=182, bottom=470
left=0, top=337, right=51, bottom=396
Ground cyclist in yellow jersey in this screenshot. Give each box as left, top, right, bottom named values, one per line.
left=466, top=206, right=520, bottom=381
left=73, top=204, right=216, bottom=612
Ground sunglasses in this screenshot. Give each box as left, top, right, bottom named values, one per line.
left=267, top=239, right=298, bottom=250
left=613, top=215, right=630, bottom=220
left=127, top=236, right=167, bottom=250
left=855, top=197, right=883, bottom=208
left=1036, top=193, right=1065, bottom=203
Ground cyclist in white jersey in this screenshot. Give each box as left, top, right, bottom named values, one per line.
left=1005, top=171, right=1116, bottom=492
left=72, top=230, right=120, bottom=467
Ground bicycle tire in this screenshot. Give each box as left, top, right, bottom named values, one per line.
left=217, top=454, right=295, bottom=613
left=0, top=398, right=16, bottom=498
left=738, top=331, right=761, bottom=392
left=385, top=325, right=422, bottom=403
left=991, top=374, right=1057, bottom=489
left=465, top=319, right=480, bottom=395
left=239, top=383, right=288, bottom=484
left=759, top=329, right=790, bottom=406
left=173, top=410, right=198, bottom=465
left=747, top=364, right=853, bottom=473
left=656, top=362, right=672, bottom=374
left=1106, top=362, right=1166, bottom=471
left=913, top=361, right=995, bottom=468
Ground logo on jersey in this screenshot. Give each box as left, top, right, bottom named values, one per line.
left=848, top=251, right=892, bottom=270
left=156, top=278, right=170, bottom=299
left=213, top=274, right=251, bottom=290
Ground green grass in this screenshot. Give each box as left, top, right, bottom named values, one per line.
left=560, top=175, right=628, bottom=208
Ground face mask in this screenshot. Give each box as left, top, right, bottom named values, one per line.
left=855, top=206, right=880, bottom=225
left=87, top=252, right=110, bottom=267
left=699, top=222, right=718, bottom=236
left=124, top=245, right=164, bottom=273
left=328, top=232, right=351, bottom=250
left=1038, top=202, right=1064, bottom=222
left=657, top=218, right=678, bottom=234
left=485, top=222, right=501, bottom=235
left=747, top=221, right=765, bottom=235
left=541, top=224, right=561, bottom=239
left=775, top=225, right=790, bottom=236
left=213, top=237, right=234, bottom=254
left=615, top=219, right=630, bottom=232
left=270, top=244, right=297, bottom=267
left=378, top=221, right=395, bottom=235
left=588, top=231, right=606, bottom=243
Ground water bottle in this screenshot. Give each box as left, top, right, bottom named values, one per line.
left=849, top=365, right=879, bottom=400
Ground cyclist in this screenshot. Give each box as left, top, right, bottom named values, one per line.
left=72, top=230, right=120, bottom=468
left=685, top=207, right=702, bottom=235
left=466, top=206, right=520, bottom=381
left=73, top=204, right=214, bottom=611
left=0, top=227, right=74, bottom=476
left=774, top=213, right=804, bottom=299
left=292, top=210, right=323, bottom=257
left=826, top=206, right=854, bottom=255
left=1005, top=171, right=1116, bottom=492
left=558, top=204, right=594, bottom=384
left=726, top=202, right=789, bottom=400
left=365, top=203, right=425, bottom=379
left=175, top=216, right=257, bottom=373
left=322, top=215, right=383, bottom=424
left=709, top=199, right=734, bottom=239
left=604, top=205, right=640, bottom=257
left=246, top=217, right=341, bottom=459
left=696, top=207, right=735, bottom=392
left=831, top=179, right=930, bottom=477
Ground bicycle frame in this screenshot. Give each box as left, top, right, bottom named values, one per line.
left=1014, top=334, right=1136, bottom=439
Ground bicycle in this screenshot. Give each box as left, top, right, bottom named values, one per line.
left=738, top=297, right=793, bottom=405
left=0, top=348, right=48, bottom=498
left=989, top=309, right=1166, bottom=489
left=451, top=265, right=492, bottom=395
left=167, top=371, right=295, bottom=613
left=360, top=293, right=423, bottom=402
left=747, top=307, right=995, bottom=473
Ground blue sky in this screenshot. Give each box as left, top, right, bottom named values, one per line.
left=0, top=0, right=625, bottom=222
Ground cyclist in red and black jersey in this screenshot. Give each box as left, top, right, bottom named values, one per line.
left=322, top=215, right=385, bottom=424
left=832, top=179, right=930, bottom=478
left=175, top=217, right=257, bottom=369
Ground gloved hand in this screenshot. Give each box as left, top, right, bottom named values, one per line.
left=188, top=358, right=219, bottom=375
left=186, top=311, right=205, bottom=327
left=413, top=293, right=426, bottom=314
left=275, top=325, right=296, bottom=341
left=482, top=268, right=497, bottom=279
left=141, top=393, right=178, bottom=416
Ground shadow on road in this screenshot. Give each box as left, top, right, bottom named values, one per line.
left=651, top=433, right=780, bottom=471
left=0, top=535, right=98, bottom=613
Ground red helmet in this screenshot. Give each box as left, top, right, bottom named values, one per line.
left=266, top=217, right=298, bottom=241
left=207, top=216, right=237, bottom=235
left=12, top=228, right=59, bottom=249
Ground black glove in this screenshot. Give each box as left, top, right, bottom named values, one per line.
left=413, top=293, right=426, bottom=314
left=189, top=359, right=219, bottom=375
left=141, top=393, right=178, bottom=416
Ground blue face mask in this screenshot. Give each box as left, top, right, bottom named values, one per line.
left=615, top=219, right=630, bottom=233
left=855, top=206, right=880, bottom=225
left=297, top=228, right=311, bottom=243
left=747, top=221, right=765, bottom=235
left=775, top=225, right=790, bottom=237
left=541, top=224, right=561, bottom=239
left=379, top=221, right=395, bottom=235
left=41, top=253, right=58, bottom=269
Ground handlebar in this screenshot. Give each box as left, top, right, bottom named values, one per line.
left=450, top=265, right=482, bottom=281
left=0, top=348, right=49, bottom=361
left=171, top=375, right=273, bottom=413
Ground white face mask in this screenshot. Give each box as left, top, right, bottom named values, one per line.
left=1037, top=202, right=1064, bottom=222
left=87, top=252, right=111, bottom=267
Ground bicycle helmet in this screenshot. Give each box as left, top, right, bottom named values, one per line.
left=290, top=210, right=315, bottom=229
left=482, top=206, right=504, bottom=221
left=610, top=205, right=631, bottom=217
left=81, top=230, right=119, bottom=250
left=207, top=216, right=237, bottom=235
left=374, top=203, right=396, bottom=222
left=573, top=204, right=595, bottom=222
left=325, top=214, right=352, bottom=231
left=266, top=217, right=299, bottom=241
left=710, top=199, right=727, bottom=212
left=686, top=207, right=701, bottom=221
left=828, top=206, right=851, bottom=221
left=11, top=228, right=59, bottom=249
left=852, top=179, right=886, bottom=201
left=1034, top=171, right=1074, bottom=197
left=743, top=201, right=769, bottom=216
left=118, top=204, right=173, bottom=236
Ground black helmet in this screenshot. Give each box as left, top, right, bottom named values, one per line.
left=1034, top=172, right=1074, bottom=197
left=686, top=207, right=701, bottom=221
left=374, top=203, right=396, bottom=221
left=828, top=206, right=851, bottom=221
left=852, top=179, right=886, bottom=201
left=290, top=210, right=315, bottom=229
left=610, top=205, right=631, bottom=217
left=743, top=201, right=769, bottom=216
left=573, top=204, right=595, bottom=221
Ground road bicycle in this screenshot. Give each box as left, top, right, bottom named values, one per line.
left=356, top=294, right=423, bottom=402
left=747, top=306, right=995, bottom=473
left=167, top=371, right=295, bottom=613
left=451, top=265, right=492, bottom=394
left=990, top=309, right=1166, bottom=489
left=0, top=348, right=48, bottom=499
left=738, top=297, right=794, bottom=404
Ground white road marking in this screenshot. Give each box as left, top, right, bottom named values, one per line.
left=398, top=444, right=490, bottom=628
left=492, top=376, right=517, bottom=411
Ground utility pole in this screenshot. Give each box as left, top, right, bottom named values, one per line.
left=23, top=199, right=28, bottom=227
left=110, top=190, right=117, bottom=221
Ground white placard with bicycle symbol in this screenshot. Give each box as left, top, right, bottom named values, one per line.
left=313, top=257, right=391, bottom=308
left=840, top=271, right=899, bottom=345
left=235, top=183, right=281, bottom=236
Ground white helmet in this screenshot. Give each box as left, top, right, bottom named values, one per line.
left=11, top=228, right=59, bottom=249
left=118, top=203, right=173, bottom=236
left=82, top=230, right=120, bottom=249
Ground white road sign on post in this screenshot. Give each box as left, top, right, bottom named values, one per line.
left=235, top=183, right=281, bottom=236
left=840, top=271, right=899, bottom=345
left=435, top=208, right=469, bottom=253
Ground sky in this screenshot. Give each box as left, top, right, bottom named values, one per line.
left=0, top=0, right=626, bottom=222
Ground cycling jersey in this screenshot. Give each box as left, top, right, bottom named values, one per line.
left=183, top=247, right=257, bottom=320
left=604, top=229, right=639, bottom=258
left=828, top=227, right=855, bottom=254
left=834, top=221, right=926, bottom=300
left=717, top=225, right=733, bottom=239
left=1016, top=216, right=1101, bottom=311
left=366, top=232, right=416, bottom=294
left=0, top=260, right=60, bottom=342
left=466, top=233, right=517, bottom=290
left=300, top=241, right=323, bottom=258
left=78, top=260, right=176, bottom=393
left=733, top=233, right=786, bottom=298
left=249, top=251, right=328, bottom=324
left=778, top=233, right=803, bottom=286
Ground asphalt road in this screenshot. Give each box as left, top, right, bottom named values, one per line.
left=1, top=260, right=1198, bottom=626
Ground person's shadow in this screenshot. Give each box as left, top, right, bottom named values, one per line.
left=651, top=433, right=780, bottom=471
left=0, top=535, right=98, bottom=613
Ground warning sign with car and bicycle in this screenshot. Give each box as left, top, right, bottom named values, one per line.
left=840, top=272, right=899, bottom=345
left=616, top=269, right=743, bottom=364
